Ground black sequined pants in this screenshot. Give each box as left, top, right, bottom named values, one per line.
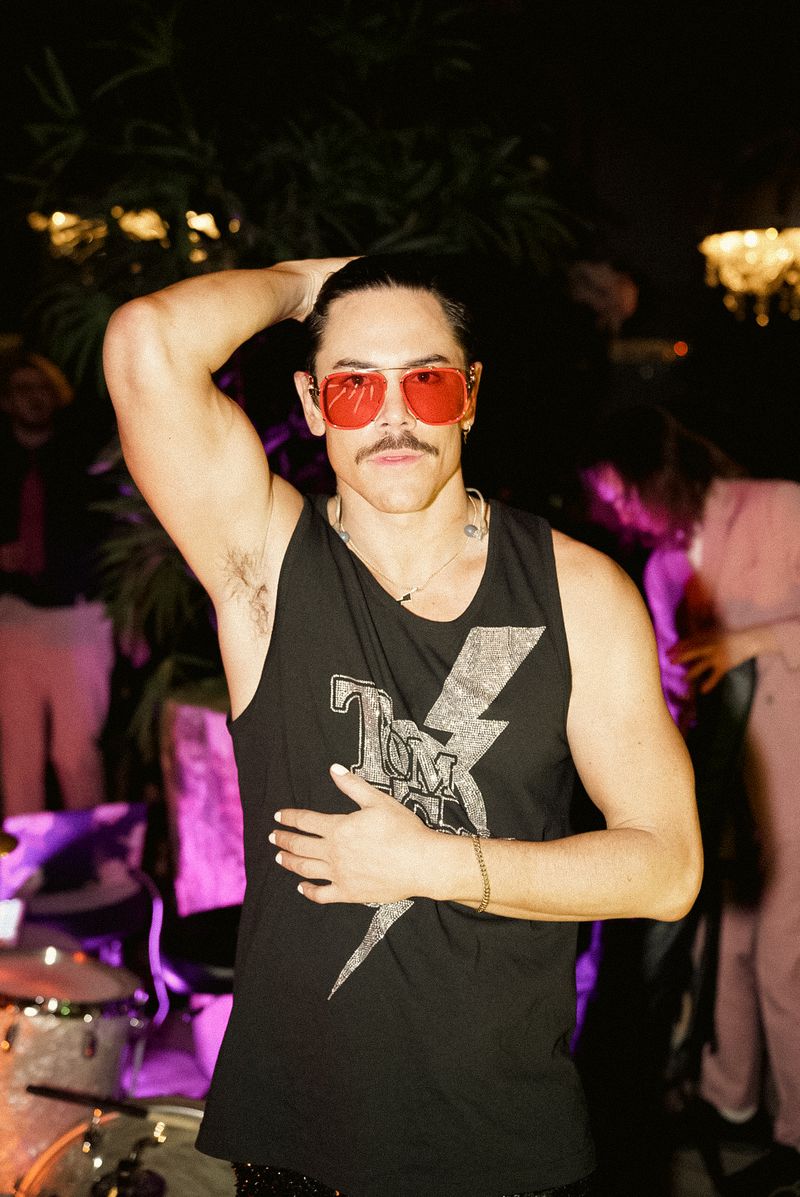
left=232, top=1162, right=597, bottom=1196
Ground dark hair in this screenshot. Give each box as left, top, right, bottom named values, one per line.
left=584, top=403, right=744, bottom=533
left=305, top=253, right=477, bottom=373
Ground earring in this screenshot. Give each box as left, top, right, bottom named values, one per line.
left=462, top=425, right=472, bottom=444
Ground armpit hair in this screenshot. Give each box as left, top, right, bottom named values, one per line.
left=223, top=547, right=271, bottom=636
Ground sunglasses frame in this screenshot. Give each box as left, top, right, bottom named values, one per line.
left=307, top=364, right=476, bottom=430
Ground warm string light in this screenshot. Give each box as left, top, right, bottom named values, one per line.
left=27, top=208, right=229, bottom=261
left=698, top=226, right=800, bottom=325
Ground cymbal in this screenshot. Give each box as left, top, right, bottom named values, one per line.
left=0, top=831, right=18, bottom=857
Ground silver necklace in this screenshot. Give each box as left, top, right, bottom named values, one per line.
left=334, top=488, right=487, bottom=605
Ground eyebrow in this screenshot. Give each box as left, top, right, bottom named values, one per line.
left=329, top=353, right=454, bottom=370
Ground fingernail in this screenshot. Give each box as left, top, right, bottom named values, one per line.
left=275, top=852, right=283, bottom=865
left=274, top=811, right=283, bottom=823
left=268, top=832, right=276, bottom=845
left=297, top=883, right=304, bottom=895
left=330, top=763, right=348, bottom=776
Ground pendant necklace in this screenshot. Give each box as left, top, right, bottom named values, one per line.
left=333, top=489, right=487, bottom=605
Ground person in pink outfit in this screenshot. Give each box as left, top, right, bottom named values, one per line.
left=0, top=348, right=114, bottom=816
left=583, top=402, right=800, bottom=1195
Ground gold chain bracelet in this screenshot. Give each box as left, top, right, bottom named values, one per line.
left=471, top=834, right=491, bottom=913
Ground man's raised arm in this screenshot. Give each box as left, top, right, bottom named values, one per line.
left=102, top=259, right=348, bottom=607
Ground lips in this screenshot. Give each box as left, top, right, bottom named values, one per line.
left=369, top=451, right=423, bottom=464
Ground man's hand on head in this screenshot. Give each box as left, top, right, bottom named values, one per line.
left=275, top=257, right=359, bottom=322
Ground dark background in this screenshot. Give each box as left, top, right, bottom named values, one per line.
left=3, top=0, right=800, bottom=507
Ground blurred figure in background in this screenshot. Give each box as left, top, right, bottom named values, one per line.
left=0, top=346, right=114, bottom=816
left=583, top=402, right=800, bottom=1195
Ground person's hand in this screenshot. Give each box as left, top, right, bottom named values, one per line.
left=668, top=628, right=759, bottom=693
left=271, top=764, right=439, bottom=904
left=273, top=257, right=358, bottom=322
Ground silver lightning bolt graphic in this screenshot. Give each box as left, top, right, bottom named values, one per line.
left=328, top=625, right=545, bottom=998
left=329, top=900, right=413, bottom=998
left=425, top=625, right=545, bottom=835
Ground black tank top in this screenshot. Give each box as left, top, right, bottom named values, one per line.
left=196, top=496, right=595, bottom=1196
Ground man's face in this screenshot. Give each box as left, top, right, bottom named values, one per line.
left=296, top=286, right=480, bottom=515
left=2, top=366, right=61, bottom=430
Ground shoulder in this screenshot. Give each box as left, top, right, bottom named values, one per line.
left=751, top=480, right=800, bottom=555
left=707, top=479, right=800, bottom=552
left=710, top=476, right=800, bottom=517
left=757, top=477, right=800, bottom=517
left=552, top=529, right=655, bottom=664
left=552, top=527, right=639, bottom=605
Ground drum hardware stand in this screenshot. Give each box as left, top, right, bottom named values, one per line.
left=123, top=1024, right=150, bottom=1099
left=25, top=1086, right=168, bottom=1196
left=90, top=1130, right=167, bottom=1197
left=26, top=1083, right=151, bottom=1118
left=129, top=868, right=170, bottom=1029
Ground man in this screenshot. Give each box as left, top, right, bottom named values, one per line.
left=0, top=348, right=114, bottom=815
left=103, top=255, right=701, bottom=1197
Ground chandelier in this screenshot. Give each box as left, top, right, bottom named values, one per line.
left=698, top=226, right=800, bottom=325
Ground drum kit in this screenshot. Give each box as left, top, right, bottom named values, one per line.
left=0, top=832, right=236, bottom=1197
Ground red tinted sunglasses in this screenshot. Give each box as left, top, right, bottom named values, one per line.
left=308, top=364, right=475, bottom=430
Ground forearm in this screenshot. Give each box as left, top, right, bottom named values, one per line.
left=427, top=824, right=702, bottom=923
left=750, top=618, right=800, bottom=668
left=735, top=622, right=780, bottom=659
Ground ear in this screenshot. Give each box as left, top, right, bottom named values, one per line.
left=460, top=360, right=482, bottom=432
left=294, top=370, right=326, bottom=438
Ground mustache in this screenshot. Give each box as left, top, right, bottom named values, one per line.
left=355, top=432, right=440, bottom=465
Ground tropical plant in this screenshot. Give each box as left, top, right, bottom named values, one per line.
left=16, top=1, right=578, bottom=393
left=11, top=0, right=584, bottom=760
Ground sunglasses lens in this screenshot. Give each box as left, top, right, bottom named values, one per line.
left=321, top=372, right=386, bottom=428
left=403, top=369, right=467, bottom=425
left=318, top=367, right=469, bottom=427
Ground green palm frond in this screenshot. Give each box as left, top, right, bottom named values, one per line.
left=24, top=47, right=80, bottom=117
left=28, top=281, right=116, bottom=397
left=247, top=116, right=576, bottom=266
left=92, top=6, right=180, bottom=98
left=14, top=0, right=587, bottom=767
left=306, top=0, right=480, bottom=79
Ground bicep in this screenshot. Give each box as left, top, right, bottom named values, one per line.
left=564, top=556, right=697, bottom=841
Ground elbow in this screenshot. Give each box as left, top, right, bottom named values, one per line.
left=103, top=298, right=170, bottom=411
left=654, top=837, right=704, bottom=922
